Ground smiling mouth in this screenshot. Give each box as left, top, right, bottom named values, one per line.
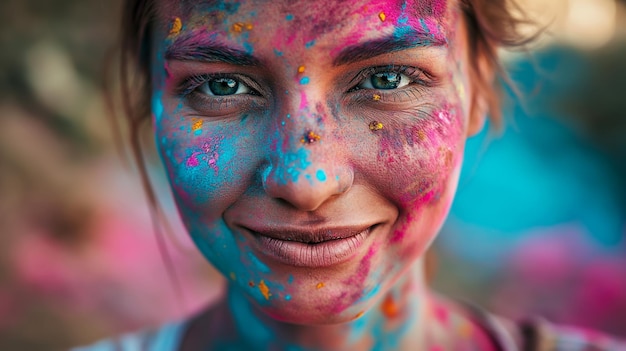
left=246, top=225, right=375, bottom=268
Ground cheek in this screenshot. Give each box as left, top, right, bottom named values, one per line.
left=155, top=111, right=254, bottom=221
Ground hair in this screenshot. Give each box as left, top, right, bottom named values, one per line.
left=112, top=0, right=538, bottom=303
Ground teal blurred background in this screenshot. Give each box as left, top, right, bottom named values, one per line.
left=0, top=0, right=625, bottom=349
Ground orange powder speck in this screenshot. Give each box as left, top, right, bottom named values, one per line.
left=369, top=121, right=384, bottom=131
left=169, top=17, right=182, bottom=36
left=381, top=294, right=400, bottom=318
left=258, top=280, right=271, bottom=300
left=229, top=272, right=236, bottom=281
left=297, top=65, right=306, bottom=74
left=353, top=311, right=365, bottom=320
left=372, top=94, right=381, bottom=101
left=316, top=282, right=325, bottom=289
left=378, top=12, right=386, bottom=22
left=245, top=23, right=253, bottom=30
left=191, top=119, right=203, bottom=132
left=416, top=130, right=426, bottom=141
left=232, top=22, right=244, bottom=32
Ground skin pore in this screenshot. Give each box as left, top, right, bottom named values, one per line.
left=151, top=0, right=493, bottom=349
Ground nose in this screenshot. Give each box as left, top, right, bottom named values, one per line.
left=261, top=128, right=353, bottom=212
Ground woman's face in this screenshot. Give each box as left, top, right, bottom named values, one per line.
left=152, top=0, right=478, bottom=324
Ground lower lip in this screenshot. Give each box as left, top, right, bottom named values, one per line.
left=249, top=227, right=373, bottom=268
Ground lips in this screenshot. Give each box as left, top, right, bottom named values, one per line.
left=244, top=225, right=375, bottom=268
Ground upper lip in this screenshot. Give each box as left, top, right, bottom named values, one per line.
left=244, top=225, right=373, bottom=244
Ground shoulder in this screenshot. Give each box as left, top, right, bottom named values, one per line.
left=517, top=318, right=626, bottom=351
left=461, top=302, right=626, bottom=351
left=71, top=320, right=188, bottom=351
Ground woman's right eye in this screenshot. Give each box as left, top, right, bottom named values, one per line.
left=197, top=77, right=252, bottom=96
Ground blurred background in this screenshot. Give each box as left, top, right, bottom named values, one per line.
left=0, top=0, right=624, bottom=349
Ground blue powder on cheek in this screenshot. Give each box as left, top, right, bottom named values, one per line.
left=151, top=92, right=164, bottom=122
left=285, top=295, right=292, bottom=301
left=305, top=40, right=315, bottom=48
left=300, top=76, right=310, bottom=85
left=316, top=170, right=327, bottom=182
left=273, top=48, right=284, bottom=56
left=285, top=14, right=294, bottom=20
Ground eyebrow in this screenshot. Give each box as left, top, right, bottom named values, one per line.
left=333, top=31, right=446, bottom=66
left=165, top=34, right=261, bottom=66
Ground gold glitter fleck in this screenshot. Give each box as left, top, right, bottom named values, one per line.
left=258, top=280, right=271, bottom=300
left=169, top=17, right=182, bottom=36
left=369, top=121, right=384, bottom=131
left=297, top=65, right=306, bottom=74
left=316, top=282, right=325, bottom=289
left=232, top=22, right=244, bottom=32
left=378, top=12, right=386, bottom=22
left=353, top=311, right=365, bottom=320
left=372, top=94, right=381, bottom=101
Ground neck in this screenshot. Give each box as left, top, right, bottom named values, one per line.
left=226, top=260, right=432, bottom=351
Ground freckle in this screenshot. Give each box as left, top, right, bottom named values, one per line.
left=249, top=281, right=255, bottom=287
left=169, top=17, right=182, bottom=36
left=297, top=65, right=306, bottom=74
left=229, top=272, right=236, bottom=281
left=378, top=12, right=386, bottom=22
left=369, top=121, right=384, bottom=131
left=316, top=282, right=325, bottom=289
left=381, top=294, right=400, bottom=318
left=372, top=94, right=381, bottom=101
left=258, top=280, right=271, bottom=300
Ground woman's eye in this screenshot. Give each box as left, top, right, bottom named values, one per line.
left=359, top=72, right=412, bottom=90
left=198, top=77, right=251, bottom=96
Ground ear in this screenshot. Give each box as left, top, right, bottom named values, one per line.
left=466, top=52, right=495, bottom=137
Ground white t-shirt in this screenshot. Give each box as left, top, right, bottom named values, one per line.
left=72, top=321, right=187, bottom=351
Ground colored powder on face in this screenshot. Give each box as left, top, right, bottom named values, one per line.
left=299, top=76, right=310, bottom=85
left=229, top=272, right=236, bottom=281
left=186, top=152, right=201, bottom=168
left=287, top=275, right=294, bottom=284
left=378, top=12, right=386, bottom=22
left=353, top=311, right=365, bottom=320
left=316, top=170, right=327, bottom=182
left=191, top=118, right=203, bottom=132
left=305, top=40, right=315, bottom=48
left=372, top=94, right=381, bottom=101
left=297, top=65, right=306, bottom=74
left=273, top=48, right=284, bottom=56
left=285, top=14, right=294, bottom=20
left=301, top=131, right=321, bottom=144
left=369, top=121, right=384, bottom=131
left=258, top=280, right=271, bottom=300
left=169, top=17, right=182, bottom=36
left=316, top=282, right=325, bottom=289
left=285, top=295, right=292, bottom=301
left=249, top=281, right=255, bottom=287
left=381, top=294, right=400, bottom=318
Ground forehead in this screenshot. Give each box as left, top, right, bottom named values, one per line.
left=156, top=0, right=455, bottom=52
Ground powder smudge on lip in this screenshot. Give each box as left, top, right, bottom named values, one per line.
left=258, top=280, right=271, bottom=300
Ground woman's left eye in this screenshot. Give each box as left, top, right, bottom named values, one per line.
left=358, top=72, right=412, bottom=90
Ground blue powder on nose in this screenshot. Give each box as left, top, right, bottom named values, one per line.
left=300, top=76, right=310, bottom=85
left=316, top=170, right=327, bottom=182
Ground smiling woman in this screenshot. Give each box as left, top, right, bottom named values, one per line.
left=72, top=0, right=626, bottom=350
